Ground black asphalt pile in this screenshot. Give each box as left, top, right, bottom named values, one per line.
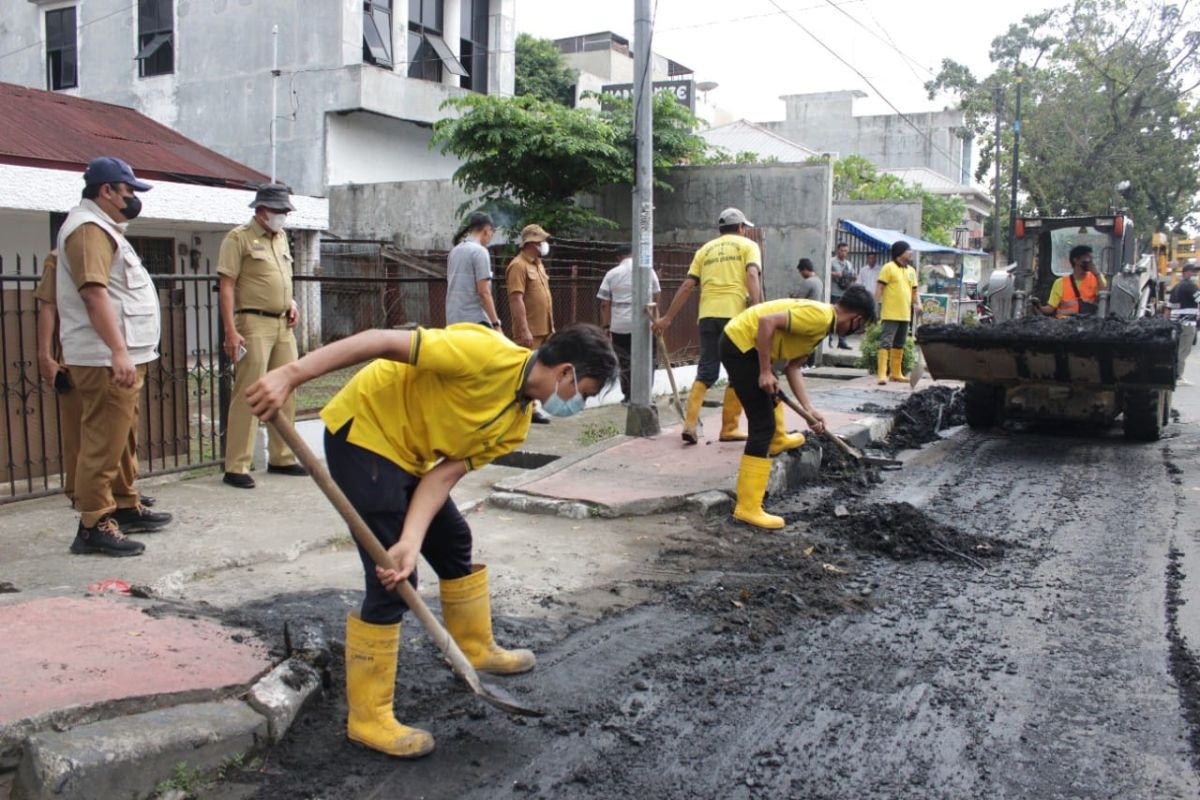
left=796, top=437, right=881, bottom=492
left=818, top=501, right=1009, bottom=567
left=918, top=315, right=1178, bottom=346
left=887, top=385, right=964, bottom=451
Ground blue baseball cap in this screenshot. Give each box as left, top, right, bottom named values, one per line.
left=82, top=156, right=153, bottom=191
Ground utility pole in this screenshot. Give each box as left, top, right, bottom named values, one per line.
left=270, top=24, right=279, bottom=183
left=1007, top=65, right=1023, bottom=262
left=992, top=86, right=1003, bottom=268
left=626, top=0, right=660, bottom=437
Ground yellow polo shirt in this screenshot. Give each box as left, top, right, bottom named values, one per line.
left=724, top=298, right=837, bottom=361
left=877, top=260, right=916, bottom=321
left=320, top=324, right=533, bottom=476
left=687, top=234, right=762, bottom=320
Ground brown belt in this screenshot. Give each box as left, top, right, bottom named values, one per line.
left=237, top=308, right=287, bottom=318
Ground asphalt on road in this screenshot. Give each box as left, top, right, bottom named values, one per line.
left=210, top=355, right=1200, bottom=800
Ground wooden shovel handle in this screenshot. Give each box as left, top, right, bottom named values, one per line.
left=776, top=393, right=861, bottom=460
left=269, top=417, right=483, bottom=693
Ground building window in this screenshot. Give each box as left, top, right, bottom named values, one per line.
left=408, top=0, right=466, bottom=83
left=363, top=0, right=393, bottom=69
left=136, top=0, right=174, bottom=77
left=128, top=237, right=176, bottom=275
left=45, top=7, right=77, bottom=91
left=459, top=0, right=488, bottom=93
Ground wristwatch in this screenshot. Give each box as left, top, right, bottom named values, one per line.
left=491, top=320, right=502, bottom=329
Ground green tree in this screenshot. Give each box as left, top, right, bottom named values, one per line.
left=432, top=90, right=715, bottom=236
left=926, top=0, right=1200, bottom=245
left=820, top=155, right=968, bottom=246
left=514, top=33, right=576, bottom=106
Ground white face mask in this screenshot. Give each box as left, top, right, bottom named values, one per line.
left=538, top=241, right=550, bottom=257
left=262, top=212, right=287, bottom=233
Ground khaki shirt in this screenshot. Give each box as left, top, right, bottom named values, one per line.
left=505, top=251, right=554, bottom=338
left=217, top=219, right=294, bottom=314
left=64, top=224, right=117, bottom=290
left=35, top=253, right=62, bottom=363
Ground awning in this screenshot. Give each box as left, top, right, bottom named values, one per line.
left=839, top=219, right=987, bottom=256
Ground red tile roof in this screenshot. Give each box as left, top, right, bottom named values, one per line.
left=0, top=81, right=270, bottom=187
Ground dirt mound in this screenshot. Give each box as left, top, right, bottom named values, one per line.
left=887, top=385, right=964, bottom=451
left=818, top=501, right=1009, bottom=567
left=919, top=315, right=1178, bottom=346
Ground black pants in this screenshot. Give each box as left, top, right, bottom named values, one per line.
left=879, top=320, right=909, bottom=349
left=718, top=333, right=775, bottom=458
left=697, top=317, right=730, bottom=387
left=324, top=422, right=472, bottom=625
left=610, top=332, right=657, bottom=399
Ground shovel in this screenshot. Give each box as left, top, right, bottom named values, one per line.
left=645, top=303, right=700, bottom=434
left=776, top=393, right=903, bottom=469
left=269, top=417, right=544, bottom=718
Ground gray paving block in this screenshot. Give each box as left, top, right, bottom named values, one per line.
left=246, top=659, right=322, bottom=743
left=13, top=700, right=267, bottom=800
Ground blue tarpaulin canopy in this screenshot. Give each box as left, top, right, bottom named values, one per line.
left=839, top=219, right=987, bottom=256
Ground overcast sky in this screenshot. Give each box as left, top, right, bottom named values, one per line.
left=514, top=0, right=1063, bottom=122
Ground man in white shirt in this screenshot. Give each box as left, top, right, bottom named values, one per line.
left=597, top=249, right=661, bottom=403
left=857, top=251, right=882, bottom=296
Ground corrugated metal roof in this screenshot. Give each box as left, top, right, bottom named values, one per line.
left=698, top=120, right=819, bottom=163
left=0, top=81, right=269, bottom=187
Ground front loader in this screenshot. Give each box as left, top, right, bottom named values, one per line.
left=915, top=214, right=1191, bottom=441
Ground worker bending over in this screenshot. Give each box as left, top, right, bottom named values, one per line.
left=720, top=285, right=876, bottom=530
left=246, top=323, right=617, bottom=758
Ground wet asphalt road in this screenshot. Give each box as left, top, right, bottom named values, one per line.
left=227, top=366, right=1200, bottom=800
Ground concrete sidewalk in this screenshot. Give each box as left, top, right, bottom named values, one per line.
left=0, top=367, right=925, bottom=800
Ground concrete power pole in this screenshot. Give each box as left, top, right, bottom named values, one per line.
left=626, top=0, right=660, bottom=437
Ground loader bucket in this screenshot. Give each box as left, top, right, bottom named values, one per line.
left=916, top=317, right=1188, bottom=391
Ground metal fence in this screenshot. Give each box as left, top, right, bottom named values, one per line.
left=1, top=255, right=226, bottom=504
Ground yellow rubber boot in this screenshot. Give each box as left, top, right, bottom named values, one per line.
left=876, top=348, right=889, bottom=385
left=732, top=455, right=785, bottom=530
left=719, top=387, right=748, bottom=442
left=889, top=348, right=909, bottom=382
left=440, top=565, right=536, bottom=675
left=769, top=403, right=806, bottom=455
left=345, top=613, right=435, bottom=758
left=681, top=381, right=706, bottom=444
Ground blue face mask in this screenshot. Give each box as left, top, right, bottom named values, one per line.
left=542, top=367, right=585, bottom=417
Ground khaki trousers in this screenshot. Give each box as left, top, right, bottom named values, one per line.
left=60, top=366, right=139, bottom=506
left=224, top=313, right=298, bottom=474
left=72, top=364, right=144, bottom=527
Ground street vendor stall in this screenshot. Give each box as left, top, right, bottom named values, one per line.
left=837, top=219, right=988, bottom=323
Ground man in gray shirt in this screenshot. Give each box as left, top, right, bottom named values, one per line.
left=793, top=257, right=823, bottom=300
left=445, top=212, right=501, bottom=329
left=829, top=241, right=855, bottom=349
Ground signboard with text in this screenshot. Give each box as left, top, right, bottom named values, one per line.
left=600, top=79, right=696, bottom=112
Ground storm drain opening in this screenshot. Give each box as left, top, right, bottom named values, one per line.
left=492, top=451, right=561, bottom=470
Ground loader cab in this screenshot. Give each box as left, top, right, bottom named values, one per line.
left=1014, top=215, right=1136, bottom=303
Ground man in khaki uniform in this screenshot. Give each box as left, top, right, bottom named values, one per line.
left=56, top=156, right=173, bottom=557
left=218, top=184, right=307, bottom=488
left=36, top=254, right=157, bottom=513
left=506, top=224, right=554, bottom=424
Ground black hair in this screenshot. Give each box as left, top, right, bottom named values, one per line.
left=538, top=323, right=619, bottom=386
left=452, top=211, right=495, bottom=245
left=718, top=223, right=742, bottom=235
left=1069, top=244, right=1093, bottom=262
left=890, top=240, right=912, bottom=261
left=82, top=182, right=104, bottom=200
left=796, top=257, right=814, bottom=273
left=836, top=284, right=877, bottom=323
left=835, top=241, right=849, bottom=250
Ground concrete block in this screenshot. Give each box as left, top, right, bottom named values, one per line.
left=838, top=415, right=894, bottom=449
left=489, top=492, right=591, bottom=520
left=13, top=701, right=267, bottom=800
left=246, top=659, right=322, bottom=744
left=766, top=447, right=823, bottom=496
left=687, top=490, right=732, bottom=518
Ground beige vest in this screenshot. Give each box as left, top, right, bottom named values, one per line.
left=56, top=200, right=161, bottom=367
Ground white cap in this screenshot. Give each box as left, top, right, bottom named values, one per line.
left=718, top=207, right=754, bottom=228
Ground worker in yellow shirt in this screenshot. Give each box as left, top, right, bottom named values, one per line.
left=873, top=240, right=920, bottom=384
left=653, top=208, right=762, bottom=445
left=245, top=323, right=617, bottom=759
left=720, top=285, right=876, bottom=529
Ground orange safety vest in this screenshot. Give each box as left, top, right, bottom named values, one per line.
left=1056, top=272, right=1100, bottom=318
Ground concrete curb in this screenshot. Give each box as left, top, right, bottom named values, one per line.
left=487, top=415, right=891, bottom=520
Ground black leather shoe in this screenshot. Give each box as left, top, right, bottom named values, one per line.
left=223, top=472, right=256, bottom=489
left=140, top=494, right=156, bottom=507
left=532, top=410, right=552, bottom=424
left=70, top=517, right=145, bottom=557
left=112, top=504, right=172, bottom=533
left=837, top=341, right=852, bottom=350
left=267, top=463, right=308, bottom=476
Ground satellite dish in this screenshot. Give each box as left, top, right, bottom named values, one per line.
left=697, top=81, right=719, bottom=92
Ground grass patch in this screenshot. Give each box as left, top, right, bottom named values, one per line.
left=155, top=753, right=255, bottom=797
left=578, top=422, right=622, bottom=447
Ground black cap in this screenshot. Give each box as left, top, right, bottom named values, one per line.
left=249, top=183, right=295, bottom=211
left=83, top=156, right=152, bottom=191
